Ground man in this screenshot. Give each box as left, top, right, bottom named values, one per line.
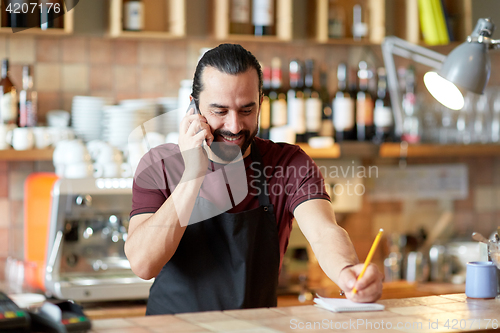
left=125, top=44, right=383, bottom=315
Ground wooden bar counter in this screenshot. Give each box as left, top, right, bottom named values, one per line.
left=89, top=294, right=500, bottom=332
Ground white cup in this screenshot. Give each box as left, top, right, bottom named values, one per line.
left=53, top=140, right=91, bottom=166
left=49, top=127, right=75, bottom=146
left=6, top=127, right=35, bottom=150
left=121, top=163, right=132, bottom=177
left=96, top=144, right=123, bottom=164
left=33, top=127, right=53, bottom=149
left=141, top=132, right=165, bottom=151
left=0, top=124, right=16, bottom=150
left=46, top=110, right=70, bottom=128
left=94, top=162, right=120, bottom=178
left=54, top=163, right=65, bottom=177
left=86, top=140, right=108, bottom=161
left=94, top=162, right=132, bottom=178
left=65, top=162, right=94, bottom=179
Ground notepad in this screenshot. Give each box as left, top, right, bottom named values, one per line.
left=314, top=295, right=385, bottom=313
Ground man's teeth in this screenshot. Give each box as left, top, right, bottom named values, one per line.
left=222, top=135, right=241, bottom=141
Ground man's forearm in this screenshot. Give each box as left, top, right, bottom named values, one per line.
left=294, top=199, right=359, bottom=284
left=309, top=225, right=359, bottom=285
left=125, top=176, right=204, bottom=279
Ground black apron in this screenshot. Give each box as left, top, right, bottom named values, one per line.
left=146, top=142, right=280, bottom=315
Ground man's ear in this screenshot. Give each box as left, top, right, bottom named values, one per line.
left=189, top=95, right=193, bottom=102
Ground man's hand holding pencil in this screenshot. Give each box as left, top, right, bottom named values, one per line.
left=337, top=229, right=385, bottom=303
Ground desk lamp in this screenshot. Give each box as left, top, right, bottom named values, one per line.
left=382, top=18, right=499, bottom=137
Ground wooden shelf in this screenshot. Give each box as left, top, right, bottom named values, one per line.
left=379, top=143, right=500, bottom=158
left=0, top=149, right=54, bottom=161
left=296, top=143, right=341, bottom=159
left=214, top=0, right=292, bottom=41
left=297, top=142, right=500, bottom=159
left=3, top=143, right=499, bottom=162
left=0, top=27, right=71, bottom=35
left=0, top=2, right=74, bottom=35
left=108, top=0, right=185, bottom=39
left=108, top=30, right=184, bottom=40
left=219, top=34, right=286, bottom=43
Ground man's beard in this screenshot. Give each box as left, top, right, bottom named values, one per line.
left=210, top=126, right=258, bottom=162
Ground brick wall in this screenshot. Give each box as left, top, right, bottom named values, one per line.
left=1, top=35, right=500, bottom=283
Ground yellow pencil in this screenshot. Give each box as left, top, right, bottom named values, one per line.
left=352, top=228, right=384, bottom=295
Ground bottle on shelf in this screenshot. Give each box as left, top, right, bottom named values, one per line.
left=328, top=0, right=345, bottom=39
left=259, top=64, right=272, bottom=140
left=304, top=59, right=322, bottom=140
left=356, top=61, right=374, bottom=141
left=230, top=0, right=252, bottom=34
left=18, top=65, right=37, bottom=128
left=6, top=0, right=27, bottom=28
left=252, top=0, right=275, bottom=36
left=269, top=57, right=287, bottom=128
left=0, top=59, right=17, bottom=125
left=333, top=63, right=355, bottom=141
left=287, top=59, right=306, bottom=143
left=373, top=67, right=394, bottom=144
left=318, top=67, right=333, bottom=138
left=40, top=0, right=64, bottom=30
left=123, top=0, right=145, bottom=31
left=352, top=2, right=368, bottom=40
left=473, top=94, right=489, bottom=144
left=401, top=65, right=421, bottom=143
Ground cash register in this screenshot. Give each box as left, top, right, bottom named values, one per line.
left=0, top=291, right=91, bottom=332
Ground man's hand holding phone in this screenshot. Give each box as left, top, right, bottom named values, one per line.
left=178, top=102, right=214, bottom=179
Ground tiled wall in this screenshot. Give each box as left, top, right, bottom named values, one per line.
left=2, top=34, right=500, bottom=284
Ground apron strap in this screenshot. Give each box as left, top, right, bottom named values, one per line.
left=250, top=141, right=271, bottom=207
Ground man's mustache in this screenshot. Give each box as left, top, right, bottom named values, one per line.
left=214, top=130, right=250, bottom=138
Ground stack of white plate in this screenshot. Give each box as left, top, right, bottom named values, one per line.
left=102, top=99, right=157, bottom=149
left=71, top=96, right=111, bottom=142
left=157, top=97, right=179, bottom=136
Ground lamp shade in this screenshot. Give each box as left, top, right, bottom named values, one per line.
left=439, top=41, right=491, bottom=94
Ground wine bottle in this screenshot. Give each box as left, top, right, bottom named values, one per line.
left=0, top=59, right=17, bottom=125
left=328, top=0, right=345, bottom=39
left=259, top=65, right=272, bottom=139
left=373, top=67, right=394, bottom=144
left=18, top=65, right=37, bottom=128
left=333, top=63, right=355, bottom=141
left=230, top=0, right=252, bottom=34
left=252, top=0, right=275, bottom=36
left=401, top=65, right=420, bottom=143
left=352, top=3, right=368, bottom=40
left=123, top=0, right=144, bottom=31
left=269, top=57, right=287, bottom=128
left=40, top=0, right=63, bottom=30
left=356, top=61, right=374, bottom=141
left=318, top=67, right=333, bottom=137
left=304, top=59, right=322, bottom=140
left=287, top=60, right=306, bottom=143
left=6, top=0, right=27, bottom=28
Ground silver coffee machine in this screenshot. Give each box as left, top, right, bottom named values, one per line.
left=43, top=177, right=153, bottom=302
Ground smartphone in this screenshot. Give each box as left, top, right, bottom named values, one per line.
left=187, top=99, right=200, bottom=115
left=187, top=99, right=210, bottom=146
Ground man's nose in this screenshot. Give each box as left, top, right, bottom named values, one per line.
left=225, top=111, right=243, bottom=134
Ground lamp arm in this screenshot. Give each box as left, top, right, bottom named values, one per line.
left=467, top=35, right=500, bottom=50
left=382, top=36, right=446, bottom=137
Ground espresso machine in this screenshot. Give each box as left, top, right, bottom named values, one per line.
left=24, top=174, right=154, bottom=302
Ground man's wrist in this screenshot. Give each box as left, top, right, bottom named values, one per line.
left=338, top=264, right=356, bottom=296
left=340, top=263, right=356, bottom=273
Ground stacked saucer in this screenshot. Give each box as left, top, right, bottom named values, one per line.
left=71, top=96, right=111, bottom=142
left=102, top=99, right=157, bottom=149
